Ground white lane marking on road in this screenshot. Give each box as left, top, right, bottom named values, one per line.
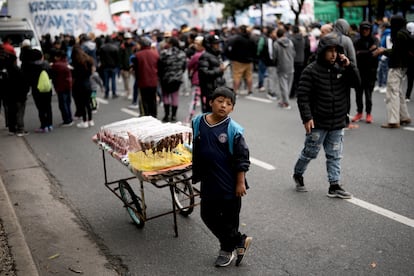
left=346, top=197, right=414, bottom=228
left=96, top=97, right=108, bottom=104
left=245, top=96, right=273, bottom=104
left=250, top=157, right=275, bottom=170
left=403, top=126, right=414, bottom=131
left=121, top=108, right=140, bottom=117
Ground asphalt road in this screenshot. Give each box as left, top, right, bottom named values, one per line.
left=5, top=80, right=414, bottom=275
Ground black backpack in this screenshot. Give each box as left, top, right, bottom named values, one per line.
left=258, top=36, right=275, bottom=66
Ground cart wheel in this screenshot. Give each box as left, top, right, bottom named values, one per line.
left=171, top=174, right=194, bottom=216
left=118, top=180, right=145, bottom=228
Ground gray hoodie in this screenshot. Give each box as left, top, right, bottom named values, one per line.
left=273, top=37, right=295, bottom=73
left=332, top=18, right=357, bottom=65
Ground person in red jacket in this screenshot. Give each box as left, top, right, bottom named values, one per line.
left=2, top=35, right=16, bottom=56
left=131, top=37, right=159, bottom=118
left=51, top=50, right=73, bottom=127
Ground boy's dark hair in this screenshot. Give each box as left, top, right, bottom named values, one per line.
left=276, top=28, right=285, bottom=38
left=211, top=86, right=236, bottom=105
left=55, top=49, right=67, bottom=59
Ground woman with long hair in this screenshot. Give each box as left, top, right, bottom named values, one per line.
left=71, top=45, right=94, bottom=128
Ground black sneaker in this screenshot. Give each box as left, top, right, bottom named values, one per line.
left=327, top=184, right=352, bottom=199
left=293, top=174, right=307, bottom=192
left=215, top=250, right=235, bottom=267
left=267, top=92, right=277, bottom=100
left=235, top=235, right=252, bottom=266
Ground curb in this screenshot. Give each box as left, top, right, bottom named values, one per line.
left=0, top=175, right=39, bottom=276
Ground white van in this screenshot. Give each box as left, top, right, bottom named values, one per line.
left=0, top=15, right=42, bottom=64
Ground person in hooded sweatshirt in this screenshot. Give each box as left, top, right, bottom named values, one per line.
left=198, top=34, right=227, bottom=113
left=331, top=18, right=359, bottom=129
left=292, top=34, right=360, bottom=198
left=273, top=27, right=295, bottom=109
left=405, top=21, right=414, bottom=102
left=289, top=25, right=306, bottom=99
left=351, top=21, right=379, bottom=124
left=374, top=15, right=412, bottom=128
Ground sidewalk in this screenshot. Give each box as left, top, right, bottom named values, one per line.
left=0, top=170, right=38, bottom=276
left=0, top=115, right=119, bottom=275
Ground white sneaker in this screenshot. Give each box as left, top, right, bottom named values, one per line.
left=379, top=87, right=387, bottom=94
left=128, top=104, right=139, bottom=109
left=127, top=94, right=133, bottom=100
left=88, top=120, right=95, bottom=127
left=373, top=86, right=380, bottom=93
left=76, top=122, right=89, bottom=128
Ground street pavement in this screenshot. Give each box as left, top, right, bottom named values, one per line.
left=0, top=77, right=414, bottom=275
left=0, top=115, right=118, bottom=275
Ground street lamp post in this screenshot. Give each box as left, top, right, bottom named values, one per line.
left=260, top=0, right=263, bottom=28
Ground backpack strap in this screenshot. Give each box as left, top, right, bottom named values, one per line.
left=192, top=114, right=244, bottom=155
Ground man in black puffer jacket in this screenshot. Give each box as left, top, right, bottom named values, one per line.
left=292, top=34, right=360, bottom=199
left=198, top=34, right=227, bottom=113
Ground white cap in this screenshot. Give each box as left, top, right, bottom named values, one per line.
left=194, top=36, right=204, bottom=44
left=124, top=32, right=133, bottom=39
left=407, top=22, right=414, bottom=35
left=311, top=28, right=321, bottom=38
left=22, top=39, right=31, bottom=47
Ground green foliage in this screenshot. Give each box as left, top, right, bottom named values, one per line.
left=219, top=0, right=259, bottom=18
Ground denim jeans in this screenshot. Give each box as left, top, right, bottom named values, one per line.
left=377, top=59, right=389, bottom=87
left=294, top=128, right=344, bottom=184
left=57, top=91, right=72, bottom=124
left=103, top=68, right=117, bottom=97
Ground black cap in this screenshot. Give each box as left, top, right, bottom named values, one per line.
left=359, top=21, right=372, bottom=30
left=211, top=86, right=236, bottom=105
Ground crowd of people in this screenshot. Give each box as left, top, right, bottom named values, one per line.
left=0, top=15, right=413, bottom=136
left=1, top=15, right=413, bottom=268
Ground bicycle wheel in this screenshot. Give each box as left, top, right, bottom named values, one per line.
left=170, top=174, right=194, bottom=216
left=118, top=180, right=145, bottom=228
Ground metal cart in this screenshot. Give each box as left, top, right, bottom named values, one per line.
left=94, top=136, right=199, bottom=237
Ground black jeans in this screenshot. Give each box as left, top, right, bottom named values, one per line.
left=406, top=64, right=414, bottom=100
left=33, top=92, right=53, bottom=128
left=6, top=100, right=26, bottom=132
left=355, top=70, right=376, bottom=114
left=140, top=87, right=157, bottom=118
left=200, top=197, right=243, bottom=252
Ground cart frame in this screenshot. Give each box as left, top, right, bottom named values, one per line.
left=97, top=140, right=199, bottom=237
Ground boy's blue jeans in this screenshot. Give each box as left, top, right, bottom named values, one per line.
left=294, top=128, right=344, bottom=184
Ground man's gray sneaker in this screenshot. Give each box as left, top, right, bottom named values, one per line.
left=327, top=184, right=352, bottom=199
left=215, top=250, right=234, bottom=267
left=293, top=174, right=308, bottom=192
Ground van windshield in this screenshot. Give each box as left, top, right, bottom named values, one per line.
left=0, top=30, right=40, bottom=47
